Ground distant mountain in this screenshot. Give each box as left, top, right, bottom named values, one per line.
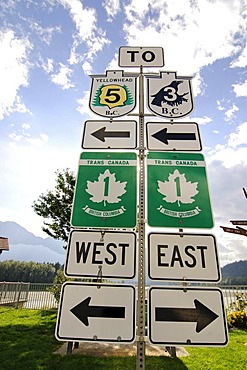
left=222, top=260, right=247, bottom=278
left=0, top=221, right=65, bottom=263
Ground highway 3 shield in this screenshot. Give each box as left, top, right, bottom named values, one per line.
left=71, top=152, right=137, bottom=228
left=55, top=282, right=136, bottom=343
left=147, top=152, right=214, bottom=228
left=82, top=120, right=137, bottom=149
left=148, top=233, right=221, bottom=282
left=64, top=230, right=136, bottom=279
left=89, top=70, right=137, bottom=118
left=148, top=286, right=228, bottom=346
left=147, top=72, right=194, bottom=119
left=146, top=122, right=202, bottom=151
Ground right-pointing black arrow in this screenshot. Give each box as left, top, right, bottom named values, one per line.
left=71, top=297, right=125, bottom=326
left=152, top=128, right=196, bottom=145
left=155, top=299, right=219, bottom=333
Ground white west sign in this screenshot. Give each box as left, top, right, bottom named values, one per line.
left=148, top=233, right=221, bottom=282
left=56, top=282, right=136, bottom=343
left=65, top=230, right=136, bottom=279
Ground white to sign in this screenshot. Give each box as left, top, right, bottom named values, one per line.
left=148, top=233, right=221, bottom=282
left=147, top=72, right=194, bottom=119
left=82, top=120, right=137, bottom=149
left=56, top=282, right=136, bottom=343
left=148, top=286, right=228, bottom=347
left=64, top=230, right=136, bottom=279
left=146, top=122, right=202, bottom=151
left=119, top=46, right=164, bottom=67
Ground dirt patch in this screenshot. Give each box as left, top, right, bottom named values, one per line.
left=54, top=341, right=189, bottom=357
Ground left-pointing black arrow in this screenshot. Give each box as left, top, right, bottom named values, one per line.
left=91, top=127, right=130, bottom=142
left=70, top=297, right=125, bottom=326
left=155, top=299, right=218, bottom=333
left=152, top=127, right=196, bottom=145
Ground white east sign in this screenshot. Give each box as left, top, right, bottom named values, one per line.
left=64, top=230, right=136, bottom=279
left=148, top=286, right=228, bottom=347
left=148, top=233, right=221, bottom=282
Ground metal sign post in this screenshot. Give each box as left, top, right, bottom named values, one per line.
left=136, top=66, right=146, bottom=370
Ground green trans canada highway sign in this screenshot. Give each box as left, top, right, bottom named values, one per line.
left=71, top=152, right=137, bottom=228
left=147, top=152, right=214, bottom=228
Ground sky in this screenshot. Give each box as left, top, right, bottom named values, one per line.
left=0, top=0, right=246, bottom=267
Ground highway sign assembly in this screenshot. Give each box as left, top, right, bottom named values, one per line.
left=147, top=71, right=194, bottom=119
left=148, top=233, right=221, bottom=282
left=89, top=70, right=137, bottom=118
left=56, top=46, right=228, bottom=368
left=119, top=46, right=164, bottom=67
left=64, top=230, right=137, bottom=279
left=148, top=286, right=228, bottom=346
left=147, top=152, right=214, bottom=228
left=82, top=120, right=137, bottom=149
left=146, top=122, right=202, bottom=151
left=56, top=282, right=136, bottom=343
left=71, top=152, right=137, bottom=228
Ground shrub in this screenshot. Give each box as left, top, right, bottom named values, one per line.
left=227, top=310, right=247, bottom=329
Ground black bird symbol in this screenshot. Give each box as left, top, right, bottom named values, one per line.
left=151, top=80, right=188, bottom=107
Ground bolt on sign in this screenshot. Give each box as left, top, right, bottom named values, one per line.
left=71, top=152, right=137, bottom=228
left=89, top=70, right=137, bottom=118
left=147, top=71, right=194, bottom=119
left=147, top=152, right=214, bottom=228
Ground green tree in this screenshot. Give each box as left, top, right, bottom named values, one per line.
left=32, top=168, right=75, bottom=245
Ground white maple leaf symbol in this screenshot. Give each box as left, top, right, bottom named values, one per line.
left=86, top=169, right=127, bottom=206
left=157, top=169, right=198, bottom=207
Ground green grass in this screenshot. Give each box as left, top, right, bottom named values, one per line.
left=0, top=306, right=246, bottom=370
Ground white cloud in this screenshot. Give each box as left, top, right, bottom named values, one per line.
left=77, top=90, right=94, bottom=117
left=228, top=121, right=247, bottom=148
left=51, top=63, right=74, bottom=89
left=230, top=44, right=247, bottom=68
left=42, top=58, right=54, bottom=74
left=9, top=131, right=49, bottom=147
left=191, top=116, right=212, bottom=125
left=225, top=103, right=239, bottom=121
left=206, top=120, right=247, bottom=168
left=103, top=0, right=121, bottom=22
left=0, top=29, right=32, bottom=120
left=216, top=100, right=225, bottom=111
left=22, top=123, right=31, bottom=130
left=120, top=0, right=245, bottom=92
left=232, top=79, right=247, bottom=97
left=58, top=0, right=110, bottom=61
left=82, top=61, right=93, bottom=75
left=28, top=20, right=61, bottom=45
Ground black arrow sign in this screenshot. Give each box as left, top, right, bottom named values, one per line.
left=152, top=127, right=196, bottom=145
left=155, top=299, right=218, bottom=333
left=92, top=127, right=130, bottom=142
left=70, top=297, right=125, bottom=326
